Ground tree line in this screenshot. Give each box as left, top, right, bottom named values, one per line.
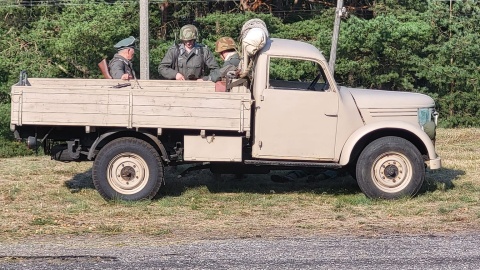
left=0, top=0, right=478, bottom=156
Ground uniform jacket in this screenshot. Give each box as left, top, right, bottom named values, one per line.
left=108, top=54, right=134, bottom=79
left=158, top=43, right=220, bottom=81
left=224, top=52, right=241, bottom=67
left=211, top=52, right=241, bottom=82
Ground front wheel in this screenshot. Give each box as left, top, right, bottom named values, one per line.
left=92, top=137, right=164, bottom=201
left=356, top=136, right=425, bottom=199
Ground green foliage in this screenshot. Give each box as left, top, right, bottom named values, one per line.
left=269, top=58, right=318, bottom=81
left=333, top=1, right=479, bottom=127
left=196, top=12, right=284, bottom=44
left=416, top=0, right=480, bottom=127
left=0, top=139, right=34, bottom=158
left=0, top=1, right=138, bottom=94
left=374, top=0, right=429, bottom=14
left=335, top=14, right=433, bottom=91
left=0, top=102, right=34, bottom=157
left=0, top=103, right=12, bottom=140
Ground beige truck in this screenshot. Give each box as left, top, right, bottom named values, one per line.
left=10, top=37, right=441, bottom=201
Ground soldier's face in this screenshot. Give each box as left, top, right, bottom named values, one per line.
left=126, top=48, right=135, bottom=60
left=183, top=39, right=195, bottom=50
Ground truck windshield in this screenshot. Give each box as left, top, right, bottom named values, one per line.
left=268, top=57, right=328, bottom=91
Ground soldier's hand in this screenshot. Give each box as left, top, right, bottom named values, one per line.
left=121, top=74, right=131, bottom=81
left=175, top=73, right=185, bottom=80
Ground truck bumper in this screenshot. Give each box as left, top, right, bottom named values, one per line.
left=428, top=156, right=442, bottom=170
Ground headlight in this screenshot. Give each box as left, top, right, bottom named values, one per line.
left=418, top=108, right=437, bottom=140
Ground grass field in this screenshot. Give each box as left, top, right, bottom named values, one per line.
left=0, top=128, right=479, bottom=241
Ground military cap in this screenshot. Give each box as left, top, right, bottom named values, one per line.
left=215, top=37, right=236, bottom=53
left=114, top=36, right=136, bottom=51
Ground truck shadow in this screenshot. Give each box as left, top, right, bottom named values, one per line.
left=158, top=171, right=361, bottom=198
left=64, top=168, right=95, bottom=192
left=157, top=167, right=463, bottom=199
left=64, top=166, right=462, bottom=199
left=422, top=168, right=463, bottom=193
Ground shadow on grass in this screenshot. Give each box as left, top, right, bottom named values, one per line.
left=64, top=168, right=94, bottom=193
left=421, top=167, right=464, bottom=193
left=157, top=167, right=362, bottom=199
left=63, top=165, right=464, bottom=199
left=62, top=165, right=361, bottom=197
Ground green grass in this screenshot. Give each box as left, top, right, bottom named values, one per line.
left=30, top=217, right=57, bottom=226
left=0, top=128, right=479, bottom=240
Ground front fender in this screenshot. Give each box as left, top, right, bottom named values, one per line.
left=339, top=121, right=438, bottom=166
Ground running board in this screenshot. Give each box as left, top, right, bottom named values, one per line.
left=243, top=160, right=342, bottom=168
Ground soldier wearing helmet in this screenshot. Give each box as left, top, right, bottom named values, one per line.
left=158, top=24, right=220, bottom=81
left=210, top=36, right=241, bottom=82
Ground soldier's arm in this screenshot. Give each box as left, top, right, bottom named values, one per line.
left=225, top=54, right=241, bottom=68
left=158, top=47, right=179, bottom=80
left=203, top=48, right=221, bottom=82
left=214, top=54, right=241, bottom=80
left=218, top=64, right=238, bottom=78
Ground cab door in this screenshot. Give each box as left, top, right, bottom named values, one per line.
left=252, top=57, right=339, bottom=161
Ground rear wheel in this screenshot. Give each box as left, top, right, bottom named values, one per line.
left=356, top=136, right=424, bottom=199
left=93, top=137, right=164, bottom=201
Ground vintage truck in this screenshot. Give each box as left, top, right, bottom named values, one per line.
left=10, top=36, right=441, bottom=201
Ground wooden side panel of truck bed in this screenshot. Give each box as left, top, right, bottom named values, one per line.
left=10, top=79, right=251, bottom=132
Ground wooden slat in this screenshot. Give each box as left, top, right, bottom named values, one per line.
left=133, top=106, right=242, bottom=118
left=134, top=96, right=247, bottom=109
left=22, top=103, right=129, bottom=114
left=22, top=93, right=129, bottom=105
left=133, top=115, right=249, bottom=130
left=21, top=112, right=129, bottom=126
left=26, top=78, right=218, bottom=92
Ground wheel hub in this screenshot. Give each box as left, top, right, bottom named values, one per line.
left=372, top=152, right=412, bottom=193
left=384, top=164, right=399, bottom=179
left=107, top=153, right=150, bottom=194
left=120, top=166, right=136, bottom=181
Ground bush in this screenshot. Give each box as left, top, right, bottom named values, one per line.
left=0, top=102, right=34, bottom=157
left=0, top=138, right=34, bottom=158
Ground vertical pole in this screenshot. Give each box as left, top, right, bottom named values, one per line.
left=140, top=0, right=149, bottom=80
left=328, top=0, right=344, bottom=76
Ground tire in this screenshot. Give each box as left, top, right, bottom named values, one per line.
left=356, top=136, right=425, bottom=199
left=92, top=137, right=164, bottom=201
left=345, top=163, right=357, bottom=180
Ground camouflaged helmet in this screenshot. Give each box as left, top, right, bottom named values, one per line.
left=179, top=24, right=199, bottom=41
left=215, top=37, right=236, bottom=53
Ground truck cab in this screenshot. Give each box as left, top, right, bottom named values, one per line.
left=252, top=38, right=341, bottom=160
left=246, top=38, right=440, bottom=199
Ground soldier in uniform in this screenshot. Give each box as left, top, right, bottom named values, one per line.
left=108, top=36, right=136, bottom=80
left=158, top=24, right=220, bottom=81
left=211, top=36, right=241, bottom=82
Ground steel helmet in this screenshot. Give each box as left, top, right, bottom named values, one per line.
left=215, top=37, right=236, bottom=53
left=179, top=24, right=199, bottom=41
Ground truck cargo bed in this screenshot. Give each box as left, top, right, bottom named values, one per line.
left=10, top=79, right=251, bottom=132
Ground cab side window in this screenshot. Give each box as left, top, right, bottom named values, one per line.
left=268, top=57, right=328, bottom=91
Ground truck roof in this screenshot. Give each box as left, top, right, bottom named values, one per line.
left=260, top=38, right=327, bottom=62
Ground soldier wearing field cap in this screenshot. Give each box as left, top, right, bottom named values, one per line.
left=109, top=36, right=136, bottom=80
left=158, top=24, right=220, bottom=81
left=211, top=36, right=241, bottom=82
